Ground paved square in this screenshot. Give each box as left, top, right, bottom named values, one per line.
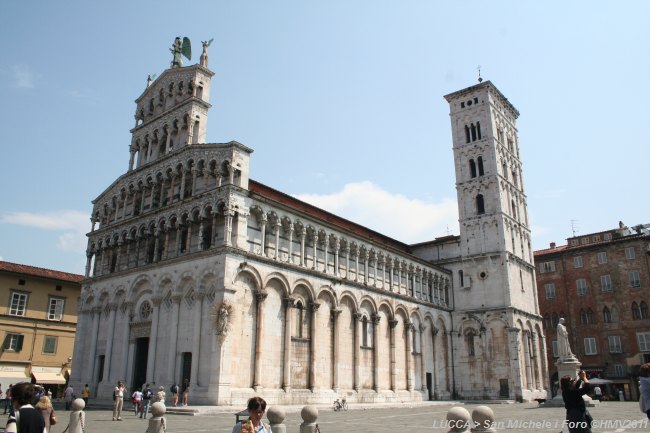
left=38, top=401, right=649, bottom=433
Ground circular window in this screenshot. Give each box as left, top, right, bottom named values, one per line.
left=139, top=301, right=152, bottom=320
left=479, top=271, right=488, bottom=280
left=467, top=100, right=473, bottom=106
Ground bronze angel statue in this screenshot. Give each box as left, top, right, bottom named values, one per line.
left=170, top=37, right=191, bottom=68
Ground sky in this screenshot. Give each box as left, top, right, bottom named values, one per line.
left=0, top=1, right=648, bottom=275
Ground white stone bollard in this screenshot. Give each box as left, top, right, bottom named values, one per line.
left=267, top=406, right=286, bottom=433
left=471, top=406, right=496, bottom=433
left=299, top=405, right=319, bottom=433
left=146, top=402, right=167, bottom=433
left=64, top=398, right=86, bottom=433
left=446, top=406, right=472, bottom=433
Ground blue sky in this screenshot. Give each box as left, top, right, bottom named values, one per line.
left=0, top=1, right=648, bottom=275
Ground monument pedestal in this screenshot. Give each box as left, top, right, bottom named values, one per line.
left=543, top=357, right=597, bottom=407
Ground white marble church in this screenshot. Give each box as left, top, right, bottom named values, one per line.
left=70, top=39, right=547, bottom=405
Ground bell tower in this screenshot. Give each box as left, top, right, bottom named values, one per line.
left=444, top=81, right=537, bottom=313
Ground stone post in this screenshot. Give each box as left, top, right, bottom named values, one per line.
left=299, top=406, right=319, bottom=433
left=267, top=406, right=286, bottom=433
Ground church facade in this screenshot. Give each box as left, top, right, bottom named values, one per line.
left=70, top=42, right=547, bottom=405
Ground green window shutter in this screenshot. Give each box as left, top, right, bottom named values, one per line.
left=2, top=334, right=10, bottom=350
left=16, top=335, right=24, bottom=352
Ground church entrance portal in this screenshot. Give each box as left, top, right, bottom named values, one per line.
left=181, top=352, right=192, bottom=385
left=132, top=337, right=149, bottom=392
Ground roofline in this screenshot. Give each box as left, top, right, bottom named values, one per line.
left=0, top=261, right=84, bottom=284
left=534, top=232, right=650, bottom=257
left=444, top=80, right=520, bottom=118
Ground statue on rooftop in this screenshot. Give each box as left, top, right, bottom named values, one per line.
left=200, top=38, right=213, bottom=67
left=170, top=37, right=191, bottom=68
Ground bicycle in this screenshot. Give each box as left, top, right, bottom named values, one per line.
left=333, top=397, right=348, bottom=411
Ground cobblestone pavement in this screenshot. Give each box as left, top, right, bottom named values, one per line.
left=5, top=401, right=648, bottom=433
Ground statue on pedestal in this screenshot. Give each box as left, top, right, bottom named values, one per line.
left=557, top=318, right=576, bottom=361
left=170, top=37, right=191, bottom=68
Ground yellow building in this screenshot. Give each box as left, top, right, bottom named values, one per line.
left=0, top=261, right=82, bottom=396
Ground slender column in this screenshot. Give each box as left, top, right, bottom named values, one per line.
left=282, top=297, right=294, bottom=391
left=98, top=246, right=106, bottom=276
left=323, top=237, right=329, bottom=274
left=389, top=319, right=397, bottom=391
left=121, top=196, right=128, bottom=220
left=259, top=216, right=267, bottom=256
left=191, top=293, right=204, bottom=386
left=168, top=295, right=181, bottom=383
left=185, top=221, right=193, bottom=252
left=373, top=256, right=378, bottom=287
left=139, top=187, right=146, bottom=214
left=372, top=314, right=381, bottom=392
left=530, top=333, right=540, bottom=388
left=125, top=337, right=135, bottom=391
left=180, top=168, right=187, bottom=200
left=507, top=327, right=523, bottom=398
left=354, top=250, right=360, bottom=283
left=198, top=219, right=205, bottom=251
left=168, top=174, right=176, bottom=204
left=287, top=223, right=294, bottom=263
left=309, top=302, right=320, bottom=390
left=522, top=331, right=533, bottom=389
left=224, top=210, right=234, bottom=247
left=388, top=259, right=394, bottom=292
left=120, top=303, right=132, bottom=383
left=152, top=230, right=160, bottom=262
left=191, top=167, right=198, bottom=196
left=102, top=304, right=118, bottom=383
left=211, top=213, right=218, bottom=247
left=539, top=333, right=549, bottom=391
left=334, top=239, right=340, bottom=276
left=446, top=331, right=455, bottom=396
left=176, top=224, right=184, bottom=255
left=128, top=150, right=135, bottom=171
left=146, top=297, right=161, bottom=384
left=419, top=324, right=427, bottom=393
left=431, top=327, right=439, bottom=398
left=274, top=222, right=281, bottom=259
left=162, top=229, right=170, bottom=260
left=353, top=312, right=362, bottom=391
left=344, top=245, right=350, bottom=279
left=380, top=257, right=386, bottom=289
left=299, top=228, right=306, bottom=266
left=123, top=238, right=132, bottom=269
left=364, top=251, right=369, bottom=284
left=87, top=307, right=101, bottom=383
left=405, top=322, right=414, bottom=391
left=312, top=234, right=318, bottom=270
left=331, top=309, right=342, bottom=392
left=253, top=292, right=268, bottom=391
left=158, top=180, right=166, bottom=207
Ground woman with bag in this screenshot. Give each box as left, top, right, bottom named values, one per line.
left=35, top=395, right=56, bottom=433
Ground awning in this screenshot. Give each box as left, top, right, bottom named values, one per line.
left=31, top=372, right=66, bottom=385
left=0, top=371, right=30, bottom=388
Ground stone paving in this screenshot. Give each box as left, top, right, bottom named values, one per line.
left=7, top=401, right=648, bottom=433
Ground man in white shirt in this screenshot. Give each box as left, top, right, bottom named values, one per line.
left=113, top=381, right=126, bottom=421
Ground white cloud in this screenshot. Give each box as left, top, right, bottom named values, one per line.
left=1, top=210, right=89, bottom=253
left=12, top=65, right=35, bottom=89
left=294, top=181, right=458, bottom=243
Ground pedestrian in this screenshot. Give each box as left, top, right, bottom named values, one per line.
left=4, top=384, right=13, bottom=414
left=141, top=384, right=153, bottom=418
left=64, top=384, right=74, bottom=410
left=561, top=371, right=592, bottom=433
left=619, top=389, right=625, bottom=401
left=181, top=379, right=189, bottom=406
left=35, top=395, right=55, bottom=433
left=0, top=385, right=4, bottom=411
left=593, top=385, right=602, bottom=401
left=113, top=380, right=126, bottom=421
left=46, top=388, right=52, bottom=400
left=5, top=382, right=46, bottom=433
left=170, top=382, right=179, bottom=407
left=132, top=388, right=143, bottom=416
left=82, top=384, right=89, bottom=407
left=154, top=386, right=166, bottom=404
left=639, top=363, right=650, bottom=420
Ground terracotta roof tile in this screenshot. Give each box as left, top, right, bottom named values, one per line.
left=0, top=261, right=84, bottom=283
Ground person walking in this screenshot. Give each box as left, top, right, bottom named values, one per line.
left=64, top=384, right=74, bottom=411
left=170, top=382, right=179, bottom=407
left=82, top=384, right=89, bottom=407
left=5, top=382, right=46, bottom=433
left=4, top=384, right=12, bottom=414
left=593, top=385, right=602, bottom=401
left=140, top=384, right=153, bottom=418
left=639, top=363, right=650, bottom=419
left=35, top=395, right=55, bottom=433
left=112, top=381, right=126, bottom=421
left=132, top=388, right=143, bottom=417
left=181, top=379, right=189, bottom=406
